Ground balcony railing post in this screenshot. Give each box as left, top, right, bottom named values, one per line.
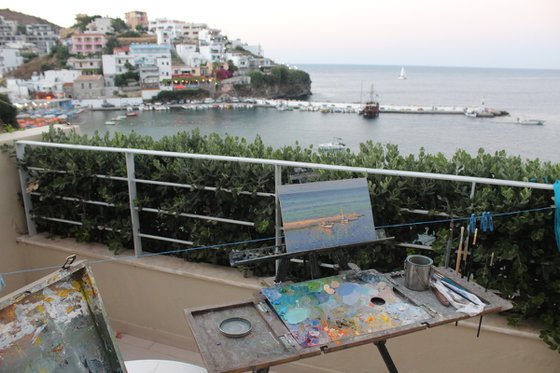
left=470, top=182, right=477, bottom=201
left=16, top=143, right=36, bottom=235
left=274, top=165, right=282, bottom=274
left=125, top=152, right=143, bottom=256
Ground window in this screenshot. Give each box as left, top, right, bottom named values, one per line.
left=88, top=83, right=92, bottom=89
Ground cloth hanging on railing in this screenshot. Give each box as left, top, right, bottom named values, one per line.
left=0, top=273, right=5, bottom=292
left=554, top=180, right=560, bottom=252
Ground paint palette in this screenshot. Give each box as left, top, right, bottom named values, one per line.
left=262, top=270, right=432, bottom=347
left=0, top=263, right=125, bottom=372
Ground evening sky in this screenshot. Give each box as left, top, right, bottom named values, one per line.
left=3, top=0, right=559, bottom=69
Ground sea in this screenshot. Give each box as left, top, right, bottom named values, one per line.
left=78, top=65, right=560, bottom=163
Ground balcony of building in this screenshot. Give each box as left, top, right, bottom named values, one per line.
left=0, top=127, right=558, bottom=373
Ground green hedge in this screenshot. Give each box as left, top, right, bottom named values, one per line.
left=19, top=128, right=560, bottom=350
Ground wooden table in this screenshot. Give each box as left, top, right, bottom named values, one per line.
left=184, top=267, right=512, bottom=373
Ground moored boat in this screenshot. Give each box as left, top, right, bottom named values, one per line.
left=318, top=137, right=346, bottom=153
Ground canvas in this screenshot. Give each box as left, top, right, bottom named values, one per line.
left=278, top=178, right=377, bottom=253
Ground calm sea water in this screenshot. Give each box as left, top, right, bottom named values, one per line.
left=78, top=65, right=560, bottom=162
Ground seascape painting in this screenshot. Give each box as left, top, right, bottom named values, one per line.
left=278, top=178, right=377, bottom=253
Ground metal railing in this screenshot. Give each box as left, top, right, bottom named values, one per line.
left=16, top=140, right=554, bottom=257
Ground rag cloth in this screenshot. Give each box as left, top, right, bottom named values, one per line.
left=432, top=279, right=484, bottom=316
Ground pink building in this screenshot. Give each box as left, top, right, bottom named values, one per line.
left=71, top=33, right=108, bottom=55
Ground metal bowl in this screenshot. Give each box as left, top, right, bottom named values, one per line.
left=218, top=317, right=252, bottom=338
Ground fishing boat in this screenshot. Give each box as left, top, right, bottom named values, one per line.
left=318, top=137, right=346, bottom=153
left=126, top=112, right=139, bottom=117
left=398, top=67, right=407, bottom=80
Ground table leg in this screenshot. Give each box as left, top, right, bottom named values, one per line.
left=253, top=368, right=269, bottom=373
left=374, top=340, right=399, bottom=373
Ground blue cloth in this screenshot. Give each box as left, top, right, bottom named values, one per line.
left=554, top=181, right=560, bottom=252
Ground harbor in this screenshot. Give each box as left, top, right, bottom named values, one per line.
left=83, top=98, right=509, bottom=118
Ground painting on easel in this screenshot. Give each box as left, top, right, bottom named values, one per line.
left=278, top=178, right=377, bottom=253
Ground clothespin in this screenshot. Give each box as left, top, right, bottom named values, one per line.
left=481, top=212, right=488, bottom=232
left=0, top=273, right=5, bottom=292
left=487, top=212, right=494, bottom=232
left=469, top=213, right=476, bottom=235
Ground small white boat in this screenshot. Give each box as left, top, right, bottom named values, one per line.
left=114, top=115, right=127, bottom=120
left=398, top=67, right=407, bottom=80
left=104, top=120, right=116, bottom=125
left=318, top=137, right=346, bottom=153
left=516, top=118, right=544, bottom=125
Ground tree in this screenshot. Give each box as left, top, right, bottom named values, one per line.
left=73, top=14, right=101, bottom=32
left=111, top=18, right=129, bottom=34
left=0, top=94, right=18, bottom=130
left=103, top=36, right=121, bottom=55
left=49, top=44, right=70, bottom=67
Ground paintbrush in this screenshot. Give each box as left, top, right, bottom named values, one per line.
left=455, top=226, right=465, bottom=273
left=444, top=222, right=454, bottom=268
left=485, top=252, right=495, bottom=292
left=461, top=226, right=470, bottom=277
left=465, top=228, right=478, bottom=281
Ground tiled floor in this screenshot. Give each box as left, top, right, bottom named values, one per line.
left=116, top=333, right=205, bottom=368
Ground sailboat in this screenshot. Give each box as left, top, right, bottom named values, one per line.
left=398, top=67, right=407, bottom=80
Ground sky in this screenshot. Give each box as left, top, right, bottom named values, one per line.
left=3, top=0, right=559, bottom=69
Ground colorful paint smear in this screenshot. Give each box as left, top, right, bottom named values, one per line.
left=0, top=266, right=124, bottom=372
left=278, top=178, right=377, bottom=253
left=262, top=270, right=431, bottom=347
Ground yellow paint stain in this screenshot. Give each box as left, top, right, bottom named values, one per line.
left=56, top=288, right=72, bottom=298
left=66, top=305, right=77, bottom=313
left=44, top=297, right=54, bottom=303
left=52, top=344, right=63, bottom=353
left=36, top=304, right=45, bottom=313
left=39, top=369, right=48, bottom=373
left=33, top=336, right=41, bottom=345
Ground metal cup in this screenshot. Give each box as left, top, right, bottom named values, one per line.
left=404, top=255, right=433, bottom=291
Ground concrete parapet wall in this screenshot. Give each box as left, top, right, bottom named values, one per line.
left=13, top=234, right=560, bottom=373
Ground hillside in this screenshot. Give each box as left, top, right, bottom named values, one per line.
left=0, top=8, right=61, bottom=32
left=5, top=55, right=58, bottom=80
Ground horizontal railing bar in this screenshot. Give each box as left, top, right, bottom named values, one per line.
left=400, top=208, right=452, bottom=217
left=138, top=233, right=194, bottom=246
left=140, top=207, right=255, bottom=227
left=135, top=178, right=275, bottom=198
left=27, top=167, right=128, bottom=181
left=35, top=216, right=121, bottom=232
left=27, top=169, right=273, bottom=198
left=396, top=243, right=434, bottom=251
left=30, top=192, right=116, bottom=207
left=37, top=216, right=82, bottom=225
left=18, top=141, right=554, bottom=191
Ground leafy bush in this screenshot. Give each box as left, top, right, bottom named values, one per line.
left=19, top=128, right=560, bottom=350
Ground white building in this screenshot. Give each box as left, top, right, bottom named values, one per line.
left=129, top=43, right=172, bottom=82
left=230, top=39, right=263, bottom=57
left=34, top=70, right=82, bottom=94
left=175, top=44, right=206, bottom=67
left=225, top=53, right=250, bottom=71
left=85, top=17, right=114, bottom=34
left=24, top=24, right=58, bottom=55
left=67, top=57, right=103, bottom=73
left=0, top=16, right=18, bottom=47
left=102, top=47, right=135, bottom=76
left=0, top=47, right=24, bottom=76
left=6, top=78, right=31, bottom=100
left=148, top=19, right=186, bottom=41
left=181, top=23, right=207, bottom=42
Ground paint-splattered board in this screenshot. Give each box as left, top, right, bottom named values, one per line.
left=387, top=267, right=513, bottom=327
left=0, top=262, right=125, bottom=373
left=185, top=300, right=321, bottom=373
left=261, top=270, right=433, bottom=349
